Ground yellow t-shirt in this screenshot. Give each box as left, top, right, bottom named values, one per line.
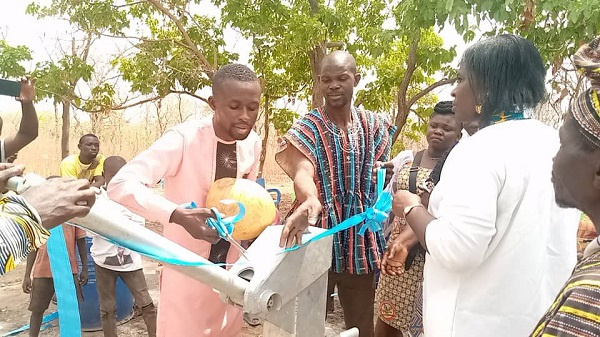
left=59, top=154, right=105, bottom=182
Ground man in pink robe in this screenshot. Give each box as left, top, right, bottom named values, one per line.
left=107, top=64, right=262, bottom=337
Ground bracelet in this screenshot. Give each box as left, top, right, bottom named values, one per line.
left=403, top=204, right=425, bottom=218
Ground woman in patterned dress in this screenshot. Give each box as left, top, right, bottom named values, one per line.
left=374, top=101, right=461, bottom=337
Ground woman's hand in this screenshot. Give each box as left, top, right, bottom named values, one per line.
left=381, top=235, right=410, bottom=276
left=392, top=190, right=422, bottom=216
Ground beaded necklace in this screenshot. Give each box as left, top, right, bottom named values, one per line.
left=490, top=110, right=528, bottom=125
left=320, top=107, right=360, bottom=153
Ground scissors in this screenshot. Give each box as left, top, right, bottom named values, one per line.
left=185, top=200, right=250, bottom=261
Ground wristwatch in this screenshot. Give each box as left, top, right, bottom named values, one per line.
left=403, top=204, right=424, bottom=217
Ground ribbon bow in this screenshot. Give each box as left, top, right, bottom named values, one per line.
left=358, top=167, right=392, bottom=235
left=284, top=168, right=392, bottom=252
left=184, top=200, right=245, bottom=239
left=185, top=200, right=250, bottom=260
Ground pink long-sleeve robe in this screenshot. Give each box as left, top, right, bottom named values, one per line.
left=107, top=117, right=261, bottom=337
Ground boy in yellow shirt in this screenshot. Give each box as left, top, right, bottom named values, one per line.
left=60, top=134, right=105, bottom=187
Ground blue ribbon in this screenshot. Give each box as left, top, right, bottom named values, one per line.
left=46, top=225, right=81, bottom=337
left=358, top=167, right=391, bottom=235
left=68, top=221, right=228, bottom=268
left=84, top=230, right=226, bottom=267
left=2, top=312, right=58, bottom=336
left=64, top=200, right=246, bottom=268
left=184, top=200, right=246, bottom=239
left=284, top=168, right=392, bottom=252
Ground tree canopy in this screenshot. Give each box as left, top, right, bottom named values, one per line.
left=0, top=0, right=597, bottom=168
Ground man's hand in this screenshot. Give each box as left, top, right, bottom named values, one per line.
left=16, top=77, right=35, bottom=104
left=279, top=196, right=322, bottom=248
left=0, top=163, right=25, bottom=192
left=22, top=276, right=32, bottom=293
left=78, top=270, right=88, bottom=286
left=22, top=178, right=97, bottom=230
left=169, top=207, right=221, bottom=244
left=372, top=161, right=394, bottom=187
left=88, top=159, right=99, bottom=171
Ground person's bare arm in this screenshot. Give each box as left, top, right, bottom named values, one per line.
left=392, top=191, right=436, bottom=251
left=4, top=78, right=38, bottom=158
left=22, top=249, right=37, bottom=293
left=277, top=144, right=322, bottom=248
left=76, top=237, right=88, bottom=285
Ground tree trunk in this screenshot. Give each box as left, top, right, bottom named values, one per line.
left=54, top=102, right=60, bottom=141
left=177, top=94, right=184, bottom=123
left=307, top=0, right=324, bottom=109
left=90, top=112, right=103, bottom=135
left=393, top=34, right=420, bottom=143
left=308, top=44, right=326, bottom=109
left=394, top=100, right=410, bottom=144
left=61, top=98, right=71, bottom=159
left=258, top=95, right=270, bottom=177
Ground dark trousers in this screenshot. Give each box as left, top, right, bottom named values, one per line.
left=94, top=263, right=157, bottom=337
left=327, top=271, right=376, bottom=337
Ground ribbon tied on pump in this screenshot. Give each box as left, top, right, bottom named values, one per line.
left=284, top=168, right=392, bottom=252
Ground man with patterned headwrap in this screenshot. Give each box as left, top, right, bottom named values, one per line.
left=531, top=37, right=600, bottom=337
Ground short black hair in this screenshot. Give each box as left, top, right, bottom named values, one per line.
left=211, top=63, right=259, bottom=95
left=79, top=133, right=98, bottom=145
left=461, top=34, right=546, bottom=126
left=104, top=155, right=127, bottom=174
left=431, top=101, right=454, bottom=117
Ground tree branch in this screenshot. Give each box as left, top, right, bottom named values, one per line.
left=407, top=77, right=456, bottom=107
left=112, top=96, right=160, bottom=110
left=72, top=96, right=160, bottom=113
left=170, top=90, right=209, bottom=104
left=99, top=32, right=177, bottom=44
left=308, top=0, right=319, bottom=15
left=146, top=0, right=214, bottom=76
left=409, top=108, right=428, bottom=123
left=80, top=32, right=94, bottom=62
left=114, top=1, right=145, bottom=8
left=354, top=96, right=364, bottom=107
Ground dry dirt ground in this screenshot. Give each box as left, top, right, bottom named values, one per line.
left=0, top=176, right=348, bottom=337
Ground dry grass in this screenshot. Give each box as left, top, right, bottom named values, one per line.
left=4, top=110, right=289, bottom=181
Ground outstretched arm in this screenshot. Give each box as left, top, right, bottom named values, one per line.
left=107, top=129, right=219, bottom=243
left=4, top=78, right=38, bottom=158
left=276, top=144, right=322, bottom=248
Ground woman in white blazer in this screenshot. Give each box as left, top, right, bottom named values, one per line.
left=392, top=34, right=580, bottom=337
